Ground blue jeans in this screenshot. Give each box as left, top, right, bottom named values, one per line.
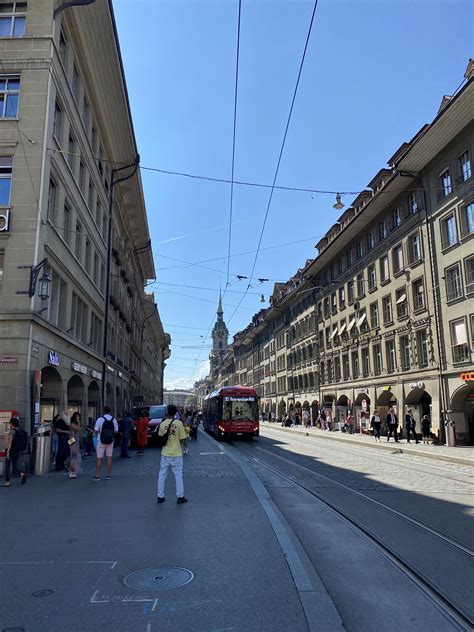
left=121, top=433, right=130, bottom=457
left=51, top=433, right=58, bottom=462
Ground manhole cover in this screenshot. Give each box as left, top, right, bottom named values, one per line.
left=32, top=589, right=54, bottom=598
left=123, top=567, right=194, bottom=591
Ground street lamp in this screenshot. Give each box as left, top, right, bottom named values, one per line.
left=17, top=258, right=51, bottom=300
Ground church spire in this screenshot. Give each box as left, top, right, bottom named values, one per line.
left=217, top=291, right=223, bottom=317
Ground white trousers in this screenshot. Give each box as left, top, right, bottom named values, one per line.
left=157, top=456, right=184, bottom=498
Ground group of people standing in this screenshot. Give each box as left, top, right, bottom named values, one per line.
left=370, top=407, right=432, bottom=444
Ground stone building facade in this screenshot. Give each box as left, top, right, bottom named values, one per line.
left=0, top=1, right=169, bottom=432
left=213, top=62, right=473, bottom=444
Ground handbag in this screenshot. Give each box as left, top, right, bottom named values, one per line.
left=156, top=419, right=174, bottom=449
left=68, top=437, right=77, bottom=446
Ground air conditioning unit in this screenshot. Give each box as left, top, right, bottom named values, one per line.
left=0, top=209, right=10, bottom=232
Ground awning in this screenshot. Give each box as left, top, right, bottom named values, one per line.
left=338, top=322, right=347, bottom=335
left=348, top=318, right=356, bottom=332
left=396, top=293, right=407, bottom=305
left=329, top=326, right=338, bottom=340
left=357, top=313, right=367, bottom=327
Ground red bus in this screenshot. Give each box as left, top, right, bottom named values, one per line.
left=203, top=386, right=259, bottom=440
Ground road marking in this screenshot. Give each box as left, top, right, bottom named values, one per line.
left=0, top=561, right=54, bottom=565
left=145, top=623, right=152, bottom=632
left=199, top=451, right=225, bottom=455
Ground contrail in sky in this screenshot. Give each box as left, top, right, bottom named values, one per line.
left=158, top=219, right=248, bottom=245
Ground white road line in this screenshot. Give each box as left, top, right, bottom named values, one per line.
left=145, top=623, right=152, bottom=632
left=152, top=598, right=159, bottom=611
left=0, top=561, right=54, bottom=565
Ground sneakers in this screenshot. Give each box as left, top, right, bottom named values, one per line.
left=157, top=497, right=165, bottom=504
left=106, top=475, right=112, bottom=480
left=3, top=481, right=11, bottom=487
left=176, top=497, right=188, bottom=504
left=92, top=476, right=100, bottom=482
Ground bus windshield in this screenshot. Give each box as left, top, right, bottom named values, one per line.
left=222, top=398, right=258, bottom=421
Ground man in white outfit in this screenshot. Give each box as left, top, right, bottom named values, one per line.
left=157, top=404, right=188, bottom=504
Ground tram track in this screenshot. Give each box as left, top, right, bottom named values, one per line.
left=262, top=425, right=474, bottom=484
left=230, top=440, right=474, bottom=631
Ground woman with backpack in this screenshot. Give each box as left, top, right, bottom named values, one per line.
left=3, top=418, right=28, bottom=487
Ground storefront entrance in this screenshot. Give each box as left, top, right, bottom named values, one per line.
left=451, top=383, right=474, bottom=445
left=40, top=366, right=62, bottom=423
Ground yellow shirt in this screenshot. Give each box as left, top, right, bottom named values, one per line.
left=158, top=418, right=187, bottom=457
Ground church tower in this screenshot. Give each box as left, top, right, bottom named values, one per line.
left=210, top=293, right=229, bottom=381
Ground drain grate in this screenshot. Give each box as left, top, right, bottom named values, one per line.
left=123, top=567, right=194, bottom=591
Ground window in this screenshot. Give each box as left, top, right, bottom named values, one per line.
left=82, top=97, right=90, bottom=130
left=47, top=178, right=57, bottom=223
left=72, top=64, right=80, bottom=100
left=0, top=2, right=27, bottom=37
left=75, top=222, right=82, bottom=260
left=396, top=287, right=407, bottom=319
left=465, top=257, right=474, bottom=295
left=0, top=75, right=20, bottom=118
left=378, top=221, right=387, bottom=241
left=338, top=286, right=345, bottom=308
left=367, top=264, right=376, bottom=290
left=458, top=150, right=471, bottom=183
left=347, top=280, right=354, bottom=304
left=441, top=213, right=458, bottom=249
left=380, top=255, right=389, bottom=283
left=445, top=265, right=463, bottom=302
left=338, top=257, right=344, bottom=274
left=79, top=159, right=86, bottom=192
left=84, top=239, right=91, bottom=274
left=102, top=212, right=107, bottom=240
left=416, top=329, right=429, bottom=368
left=88, top=184, right=95, bottom=213
left=0, top=157, right=13, bottom=205
left=361, top=347, right=370, bottom=377
left=53, top=101, right=62, bottom=142
left=391, top=208, right=401, bottom=229
left=91, top=126, right=97, bottom=153
left=59, top=30, right=67, bottom=66
left=351, top=351, right=359, bottom=379
left=319, top=362, right=325, bottom=385
left=412, top=278, right=425, bottom=310
left=90, top=313, right=102, bottom=353
left=460, top=202, right=474, bottom=238
left=323, top=298, right=330, bottom=319
left=334, top=356, right=341, bottom=382
left=47, top=270, right=67, bottom=329
left=93, top=252, right=98, bottom=285
left=382, top=295, right=393, bottom=325
left=68, top=135, right=75, bottom=171
left=370, top=301, right=379, bottom=329
left=400, top=335, right=411, bottom=370
left=356, top=241, right=363, bottom=260
left=355, top=273, right=364, bottom=297
left=331, top=292, right=337, bottom=315
left=450, top=319, right=470, bottom=363
left=330, top=263, right=336, bottom=280
left=342, top=354, right=350, bottom=380
left=392, top=244, right=404, bottom=274
left=408, top=233, right=421, bottom=263
left=408, top=192, right=418, bottom=214
left=373, top=344, right=382, bottom=375
left=100, top=262, right=105, bottom=293
left=367, top=231, right=374, bottom=250
left=386, top=339, right=396, bottom=373
left=0, top=249, right=4, bottom=289
left=63, top=202, right=71, bottom=245
left=346, top=249, right=353, bottom=268
left=439, top=168, right=452, bottom=199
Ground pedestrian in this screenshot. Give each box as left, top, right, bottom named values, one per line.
left=68, top=416, right=81, bottom=479
left=135, top=409, right=149, bottom=455
left=50, top=414, right=59, bottom=466
left=93, top=405, right=118, bottom=481
left=405, top=408, right=419, bottom=444
left=55, top=410, right=70, bottom=471
left=346, top=412, right=354, bottom=434
left=157, top=404, right=188, bottom=504
left=370, top=409, right=382, bottom=441
left=302, top=409, right=310, bottom=428
left=294, top=412, right=301, bottom=426
left=421, top=415, right=431, bottom=444
left=120, top=411, right=133, bottom=458
left=386, top=407, right=399, bottom=442
left=3, top=418, right=28, bottom=487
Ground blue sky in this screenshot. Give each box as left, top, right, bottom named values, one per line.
left=113, top=0, right=473, bottom=389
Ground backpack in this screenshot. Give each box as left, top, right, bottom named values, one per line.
left=14, top=428, right=28, bottom=452
left=156, top=419, right=174, bottom=449
left=100, top=416, right=115, bottom=445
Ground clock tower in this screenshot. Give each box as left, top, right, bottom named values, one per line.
left=210, top=293, right=229, bottom=381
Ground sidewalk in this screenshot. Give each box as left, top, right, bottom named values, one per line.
left=262, top=423, right=474, bottom=466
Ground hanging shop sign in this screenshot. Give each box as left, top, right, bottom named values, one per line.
left=48, top=351, right=60, bottom=367
left=71, top=362, right=88, bottom=375
left=460, top=372, right=474, bottom=382
left=409, top=381, right=425, bottom=389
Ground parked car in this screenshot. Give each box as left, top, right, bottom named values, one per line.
left=131, top=405, right=167, bottom=446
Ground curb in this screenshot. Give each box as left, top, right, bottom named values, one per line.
left=262, top=424, right=474, bottom=467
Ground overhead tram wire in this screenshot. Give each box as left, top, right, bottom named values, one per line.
left=225, top=0, right=242, bottom=292
left=227, top=0, right=321, bottom=325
